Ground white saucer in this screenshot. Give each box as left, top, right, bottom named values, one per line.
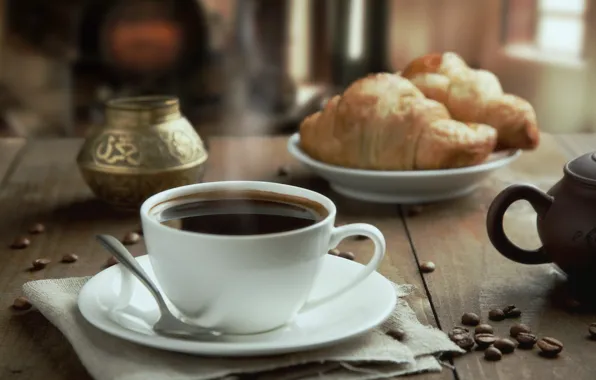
left=78, top=255, right=396, bottom=357
left=287, top=133, right=521, bottom=204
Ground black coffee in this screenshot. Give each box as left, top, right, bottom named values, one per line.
left=153, top=190, right=328, bottom=236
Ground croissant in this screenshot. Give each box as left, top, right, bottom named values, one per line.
left=299, top=73, right=497, bottom=170
left=401, top=52, right=539, bottom=150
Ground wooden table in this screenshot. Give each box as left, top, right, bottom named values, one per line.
left=0, top=133, right=594, bottom=380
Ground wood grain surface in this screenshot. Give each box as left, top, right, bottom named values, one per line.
left=203, top=137, right=450, bottom=380
left=0, top=138, right=25, bottom=183
left=403, top=134, right=596, bottom=380
left=0, top=134, right=594, bottom=380
left=0, top=137, right=447, bottom=380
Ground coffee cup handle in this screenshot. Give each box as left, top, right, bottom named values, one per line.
left=486, top=184, right=553, bottom=264
left=299, top=223, right=386, bottom=313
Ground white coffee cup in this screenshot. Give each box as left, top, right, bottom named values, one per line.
left=139, top=181, right=386, bottom=334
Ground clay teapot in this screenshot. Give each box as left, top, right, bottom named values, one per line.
left=486, top=152, right=596, bottom=299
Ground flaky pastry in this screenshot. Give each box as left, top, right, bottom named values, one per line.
left=401, top=52, right=539, bottom=150
left=299, top=73, right=497, bottom=170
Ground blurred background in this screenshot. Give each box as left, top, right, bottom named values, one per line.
left=0, top=0, right=593, bottom=139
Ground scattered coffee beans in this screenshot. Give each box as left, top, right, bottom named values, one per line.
left=537, top=337, right=563, bottom=357
left=448, top=326, right=470, bottom=341
left=122, top=232, right=141, bottom=245
left=461, top=312, right=480, bottom=326
left=328, top=248, right=340, bottom=256
left=508, top=308, right=522, bottom=317
left=61, top=253, right=79, bottom=263
left=503, top=305, right=522, bottom=318
left=488, top=308, right=506, bottom=321
left=515, top=332, right=538, bottom=349
left=509, top=323, right=532, bottom=338
left=475, top=324, right=494, bottom=334
left=386, top=328, right=406, bottom=341
left=12, top=296, right=32, bottom=311
left=355, top=235, right=367, bottom=241
left=404, top=205, right=423, bottom=217
left=455, top=336, right=475, bottom=351
left=420, top=261, right=435, bottom=273
left=502, top=305, right=515, bottom=313
left=450, top=332, right=469, bottom=343
left=484, top=346, right=502, bottom=361
left=474, top=333, right=497, bottom=349
left=494, top=338, right=516, bottom=354
left=277, top=165, right=290, bottom=177
left=10, top=237, right=30, bottom=249
left=28, top=223, right=45, bottom=234
left=589, top=323, right=596, bottom=339
left=510, top=323, right=531, bottom=338
left=31, top=258, right=50, bottom=270
left=338, top=251, right=355, bottom=260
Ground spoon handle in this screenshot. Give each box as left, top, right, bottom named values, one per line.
left=95, top=234, right=170, bottom=312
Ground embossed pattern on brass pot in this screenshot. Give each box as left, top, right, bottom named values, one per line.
left=77, top=96, right=208, bottom=210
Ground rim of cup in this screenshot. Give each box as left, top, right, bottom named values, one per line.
left=140, top=181, right=338, bottom=240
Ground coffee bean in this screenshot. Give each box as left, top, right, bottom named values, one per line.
left=484, top=346, right=502, bottom=361
left=404, top=205, right=423, bottom=217
left=10, top=237, right=30, bottom=249
left=461, top=312, right=480, bottom=326
left=355, top=235, right=367, bottom=240
left=386, top=328, right=406, bottom=341
left=277, top=165, right=290, bottom=177
left=510, top=323, right=531, bottom=338
left=474, top=333, right=497, bottom=349
left=488, top=308, right=505, bottom=321
left=338, top=251, right=355, bottom=260
left=136, top=225, right=144, bottom=236
left=450, top=326, right=470, bottom=334
left=537, top=337, right=563, bottom=357
left=450, top=332, right=468, bottom=342
left=31, top=258, right=50, bottom=270
left=502, top=304, right=515, bottom=313
left=12, top=296, right=32, bottom=311
left=455, top=336, right=475, bottom=351
left=122, top=232, right=141, bottom=245
left=328, top=248, right=340, bottom=256
left=420, top=261, right=435, bottom=273
left=515, top=332, right=538, bottom=349
left=61, top=253, right=79, bottom=263
left=493, top=338, right=516, bottom=354
left=507, top=308, right=522, bottom=318
left=105, top=256, right=119, bottom=267
left=503, top=305, right=522, bottom=318
left=28, top=223, right=45, bottom=234
left=448, top=326, right=470, bottom=341
left=589, top=323, right=596, bottom=339
left=475, top=324, right=494, bottom=334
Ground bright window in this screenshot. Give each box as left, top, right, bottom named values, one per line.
left=536, top=0, right=586, bottom=56
left=504, top=0, right=587, bottom=59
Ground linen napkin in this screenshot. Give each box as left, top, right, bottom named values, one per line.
left=23, top=278, right=463, bottom=380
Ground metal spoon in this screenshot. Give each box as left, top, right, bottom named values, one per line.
left=95, top=234, right=221, bottom=340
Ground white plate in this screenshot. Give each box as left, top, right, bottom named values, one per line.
left=287, top=133, right=521, bottom=204
left=78, top=254, right=396, bottom=357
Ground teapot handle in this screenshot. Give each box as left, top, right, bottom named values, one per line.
left=486, top=184, right=554, bottom=265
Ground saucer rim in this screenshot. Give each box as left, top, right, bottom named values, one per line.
left=78, top=255, right=397, bottom=357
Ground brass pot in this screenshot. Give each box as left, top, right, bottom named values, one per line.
left=77, top=96, right=208, bottom=210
